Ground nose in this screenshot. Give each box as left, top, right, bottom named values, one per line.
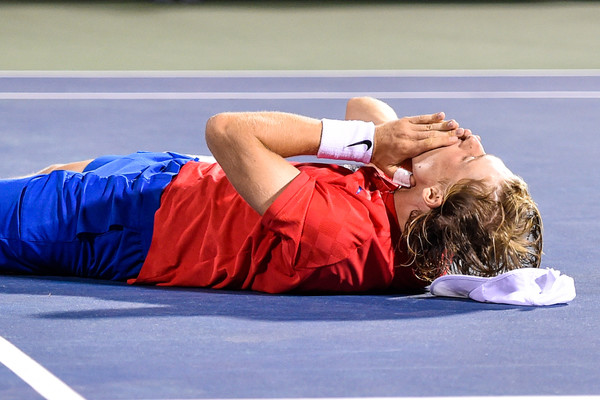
left=460, top=135, right=486, bottom=155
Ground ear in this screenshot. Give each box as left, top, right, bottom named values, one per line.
left=422, top=185, right=444, bottom=209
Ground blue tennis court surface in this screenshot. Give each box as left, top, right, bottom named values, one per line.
left=0, top=71, right=599, bottom=400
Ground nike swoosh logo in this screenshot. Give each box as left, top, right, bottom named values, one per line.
left=346, top=139, right=373, bottom=151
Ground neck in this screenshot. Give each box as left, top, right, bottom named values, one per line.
left=393, top=188, right=423, bottom=234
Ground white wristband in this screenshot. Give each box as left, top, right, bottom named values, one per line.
left=393, top=168, right=413, bottom=188
left=317, top=119, right=375, bottom=164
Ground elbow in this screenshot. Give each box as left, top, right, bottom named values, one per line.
left=346, top=97, right=363, bottom=113
left=205, top=112, right=236, bottom=149
left=345, top=97, right=374, bottom=119
left=347, top=96, right=373, bottom=106
left=205, top=113, right=229, bottom=140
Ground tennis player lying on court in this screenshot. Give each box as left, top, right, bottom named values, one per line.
left=0, top=97, right=542, bottom=293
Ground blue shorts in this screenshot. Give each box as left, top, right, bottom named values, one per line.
left=0, top=151, right=195, bottom=280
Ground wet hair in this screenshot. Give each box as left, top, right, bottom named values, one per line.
left=403, top=177, right=543, bottom=282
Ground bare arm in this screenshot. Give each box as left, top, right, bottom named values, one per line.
left=39, top=160, right=94, bottom=173
left=205, top=112, right=321, bottom=215
left=345, top=97, right=398, bottom=124
left=206, top=109, right=463, bottom=216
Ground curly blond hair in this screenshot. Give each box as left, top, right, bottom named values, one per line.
left=403, top=177, right=543, bottom=282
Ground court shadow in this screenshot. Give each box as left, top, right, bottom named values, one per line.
left=1, top=275, right=553, bottom=322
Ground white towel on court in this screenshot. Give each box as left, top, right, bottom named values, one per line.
left=429, top=268, right=576, bottom=306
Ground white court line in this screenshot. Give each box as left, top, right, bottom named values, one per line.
left=1, top=69, right=600, bottom=78
left=157, top=396, right=600, bottom=400
left=1, top=91, right=600, bottom=100
left=0, top=336, right=86, bottom=400
left=0, top=334, right=597, bottom=400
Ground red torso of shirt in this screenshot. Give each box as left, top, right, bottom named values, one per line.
left=130, top=161, right=429, bottom=293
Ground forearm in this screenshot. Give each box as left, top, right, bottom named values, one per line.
left=206, top=111, right=322, bottom=160
left=205, top=112, right=321, bottom=214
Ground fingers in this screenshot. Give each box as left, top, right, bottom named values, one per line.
left=413, top=126, right=465, bottom=143
left=461, top=128, right=482, bottom=142
left=414, top=119, right=460, bottom=132
left=407, top=114, right=467, bottom=140
left=417, top=132, right=461, bottom=153
left=407, top=112, right=445, bottom=124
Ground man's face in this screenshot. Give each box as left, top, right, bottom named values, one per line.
left=411, top=135, right=514, bottom=189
